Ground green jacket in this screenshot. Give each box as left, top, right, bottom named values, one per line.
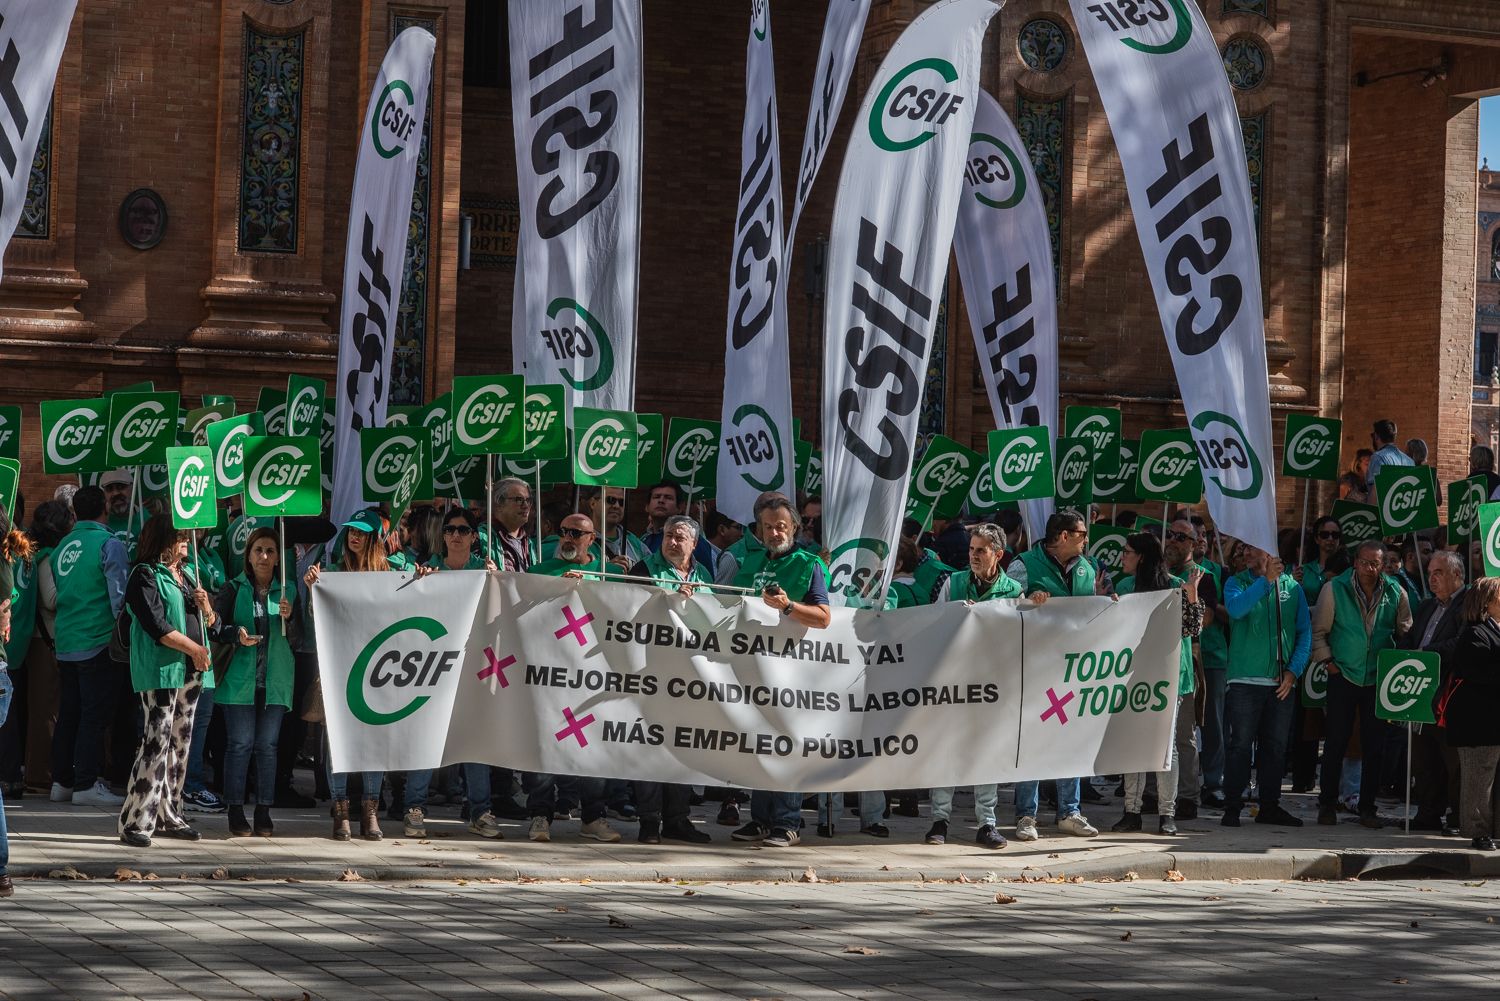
left=1198, top=559, right=1229, bottom=671
left=733, top=545, right=827, bottom=600
left=3, top=552, right=39, bottom=668
left=425, top=551, right=489, bottom=571
left=910, top=550, right=957, bottom=605
left=128, top=563, right=193, bottom=693
left=52, top=522, right=118, bottom=657
left=529, top=557, right=595, bottom=577
left=943, top=569, right=1023, bottom=603
left=886, top=578, right=919, bottom=609
left=638, top=550, right=712, bottom=589
left=1298, top=560, right=1336, bottom=604
left=1225, top=570, right=1307, bottom=683
left=1117, top=573, right=1195, bottom=696
left=1015, top=547, right=1095, bottom=597
left=1323, top=569, right=1405, bottom=686
left=214, top=574, right=297, bottom=708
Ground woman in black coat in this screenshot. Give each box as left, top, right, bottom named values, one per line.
left=1445, top=577, right=1500, bottom=850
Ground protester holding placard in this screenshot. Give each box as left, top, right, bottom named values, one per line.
left=1445, top=577, right=1500, bottom=851
left=1402, top=550, right=1467, bottom=834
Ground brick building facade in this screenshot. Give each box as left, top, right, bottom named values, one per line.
left=2, top=0, right=1497, bottom=527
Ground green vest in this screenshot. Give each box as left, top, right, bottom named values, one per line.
left=1198, top=560, right=1229, bottom=671
left=726, top=532, right=764, bottom=565
left=1018, top=547, right=1095, bottom=597
left=1117, top=573, right=1195, bottom=695
left=192, top=547, right=226, bottom=593
left=1225, top=571, right=1300, bottom=683
left=911, top=550, right=956, bottom=605
left=223, top=515, right=270, bottom=580
left=887, top=578, right=919, bottom=609
left=945, top=569, right=1023, bottom=603
left=1299, top=560, right=1333, bottom=604
left=128, top=563, right=193, bottom=692
left=529, top=556, right=594, bottom=577
left=733, top=545, right=825, bottom=600
left=51, top=522, right=117, bottom=656
left=3, top=551, right=40, bottom=668
left=1326, top=569, right=1402, bottom=686
left=425, top=551, right=488, bottom=571
left=640, top=549, right=712, bottom=589
left=215, top=575, right=295, bottom=708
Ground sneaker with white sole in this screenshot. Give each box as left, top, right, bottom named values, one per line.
left=529, top=816, right=552, bottom=842
left=762, top=827, right=801, bottom=848
left=467, top=811, right=504, bottom=839
left=579, top=818, right=622, bottom=842
left=1057, top=812, right=1099, bottom=838
left=1015, top=816, right=1039, bottom=842
left=182, top=789, right=226, bottom=814
left=50, top=782, right=72, bottom=803
left=404, top=807, right=427, bottom=838
left=71, top=780, right=125, bottom=808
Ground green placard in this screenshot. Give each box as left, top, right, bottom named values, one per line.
left=439, top=454, right=490, bottom=503
left=1375, top=649, right=1440, bottom=724
left=572, top=408, right=639, bottom=488
left=41, top=398, right=111, bottom=475
left=1333, top=499, right=1382, bottom=551
left=421, top=392, right=456, bottom=476
left=1054, top=436, right=1094, bottom=509
left=184, top=405, right=233, bottom=446
left=987, top=426, right=1053, bottom=503
left=388, top=450, right=423, bottom=527
left=1094, top=438, right=1141, bottom=505
left=635, top=413, right=664, bottom=486
left=664, top=417, right=720, bottom=501
left=1064, top=406, right=1120, bottom=475
left=360, top=427, right=433, bottom=505
left=319, top=399, right=336, bottom=497
left=0, top=405, right=20, bottom=462
left=452, top=374, right=525, bottom=456
left=1479, top=502, right=1500, bottom=578
left=257, top=388, right=287, bottom=434
left=501, top=450, right=572, bottom=487
left=241, top=436, right=323, bottom=517
left=909, top=435, right=981, bottom=520
left=1087, top=524, right=1128, bottom=582
left=520, top=384, right=567, bottom=460
left=1448, top=476, right=1488, bottom=547
left=106, top=391, right=181, bottom=467
left=201, top=394, right=235, bottom=409
left=205, top=412, right=266, bottom=497
left=139, top=462, right=170, bottom=501
left=1135, top=429, right=1203, bottom=504
left=166, top=446, right=219, bottom=530
left=385, top=404, right=423, bottom=428
left=1300, top=660, right=1329, bottom=709
left=794, top=440, right=823, bottom=498
left=0, top=458, right=18, bottom=522
left=966, top=452, right=1002, bottom=516
left=1376, top=464, right=1439, bottom=537
left=904, top=495, right=935, bottom=530
left=1281, top=414, right=1342, bottom=481
left=285, top=375, right=326, bottom=439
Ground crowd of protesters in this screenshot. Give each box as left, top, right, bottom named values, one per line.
left=0, top=416, right=1498, bottom=898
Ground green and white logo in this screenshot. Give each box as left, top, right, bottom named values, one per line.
left=1094, top=438, right=1141, bottom=504
left=666, top=418, right=721, bottom=500
left=987, top=427, right=1053, bottom=501
left=166, top=446, right=218, bottom=530
left=242, top=436, right=322, bottom=517
left=0, top=405, right=20, bottom=462
left=1136, top=428, right=1203, bottom=504
left=909, top=435, right=979, bottom=520
left=1376, top=465, right=1438, bottom=536
left=826, top=537, right=891, bottom=605
left=542, top=297, right=614, bottom=392
left=724, top=404, right=786, bottom=492
left=1084, top=0, right=1193, bottom=55
left=1064, top=406, right=1121, bottom=475
left=141, top=462, right=170, bottom=501
left=1300, top=660, right=1329, bottom=709
left=572, top=407, right=638, bottom=489
left=388, top=450, right=423, bottom=527
left=966, top=457, right=1001, bottom=516
left=184, top=405, right=232, bottom=446
left=347, top=617, right=456, bottom=726
left=1375, top=650, right=1439, bottom=724
left=1087, top=525, right=1128, bottom=581
left=1332, top=499, right=1381, bottom=550
left=361, top=427, right=432, bottom=504
left=421, top=393, right=455, bottom=475
left=371, top=78, right=419, bottom=160
left=964, top=132, right=1025, bottom=209
left=452, top=374, right=525, bottom=455
left=107, top=391, right=180, bottom=467
left=1190, top=410, right=1263, bottom=501
left=521, top=384, right=567, bottom=459
left=636, top=413, right=664, bottom=486
left=1479, top=502, right=1500, bottom=578
left=40, top=398, right=109, bottom=475
left=868, top=57, right=963, bottom=153
left=1054, top=436, right=1094, bottom=507
left=384, top=404, right=422, bottom=429
left=1448, top=476, right=1487, bottom=547
left=55, top=537, right=83, bottom=579
left=205, top=413, right=265, bottom=497
left=285, top=375, right=326, bottom=439
left=1281, top=414, right=1342, bottom=481
left=794, top=442, right=823, bottom=498
left=0, top=457, right=18, bottom=523
left=257, top=388, right=287, bottom=436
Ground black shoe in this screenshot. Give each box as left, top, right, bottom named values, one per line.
left=1159, top=816, right=1178, bottom=836
left=860, top=823, right=891, bottom=839
left=731, top=821, right=768, bottom=842
left=816, top=823, right=835, bottom=838
left=1141, top=794, right=1159, bottom=814
left=1201, top=792, right=1225, bottom=809
left=0, top=874, right=12, bottom=897
left=1408, top=815, right=1444, bottom=832
left=1359, top=812, right=1382, bottom=830
left=976, top=824, right=1008, bottom=849
left=1111, top=812, right=1142, bottom=833
left=661, top=820, right=711, bottom=844
left=1290, top=782, right=1313, bottom=794
left=638, top=815, right=662, bottom=845
left=157, top=825, right=202, bottom=841
left=717, top=801, right=742, bottom=826
left=227, top=805, right=251, bottom=837
left=1317, top=806, right=1338, bottom=826
left=120, top=828, right=152, bottom=848
left=1221, top=811, right=1241, bottom=827
left=924, top=819, right=948, bottom=845
left=894, top=796, right=920, bottom=817
left=273, top=789, right=316, bottom=809
left=1175, top=798, right=1199, bottom=820
left=1474, top=836, right=1496, bottom=851
left=1443, top=823, right=1463, bottom=838
left=1081, top=783, right=1106, bottom=804
left=1255, top=804, right=1304, bottom=828
left=253, top=805, right=274, bottom=837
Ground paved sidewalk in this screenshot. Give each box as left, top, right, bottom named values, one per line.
left=2, top=783, right=1489, bottom=883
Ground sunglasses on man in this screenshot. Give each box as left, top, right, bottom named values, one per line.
left=559, top=526, right=594, bottom=539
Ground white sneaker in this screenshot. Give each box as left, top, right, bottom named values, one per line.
left=72, top=780, right=125, bottom=808
left=529, top=816, right=552, bottom=842
left=1015, top=816, right=1039, bottom=842
left=467, top=811, right=504, bottom=839
left=403, top=807, right=426, bottom=838
left=50, top=782, right=72, bottom=803
left=579, top=818, right=622, bottom=843
left=1057, top=812, right=1099, bottom=838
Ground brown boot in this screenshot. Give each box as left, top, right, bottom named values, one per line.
left=360, top=798, right=383, bottom=841
left=330, top=799, right=351, bottom=841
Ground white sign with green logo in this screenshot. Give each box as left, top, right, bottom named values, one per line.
left=241, top=436, right=323, bottom=518
left=166, top=446, right=219, bottom=530
left=1281, top=414, right=1341, bottom=481
left=1135, top=429, right=1203, bottom=505
left=40, top=398, right=110, bottom=475
left=452, top=374, right=525, bottom=456
left=572, top=408, right=639, bottom=489
left=1375, top=650, right=1439, bottom=724
left=205, top=412, right=266, bottom=498
left=988, top=426, right=1054, bottom=503
left=1375, top=464, right=1438, bottom=537
left=106, top=391, right=180, bottom=467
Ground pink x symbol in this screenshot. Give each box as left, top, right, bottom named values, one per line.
left=477, top=647, right=515, bottom=687
left=1041, top=687, right=1075, bottom=726
left=555, top=605, right=595, bottom=647
left=554, top=706, right=596, bottom=748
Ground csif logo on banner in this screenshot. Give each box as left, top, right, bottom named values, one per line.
left=1191, top=410, right=1263, bottom=501
left=1087, top=526, right=1127, bottom=578
left=868, top=57, right=965, bottom=153
left=964, top=131, right=1025, bottom=209
left=371, top=79, right=419, bottom=159
left=173, top=459, right=211, bottom=521
left=724, top=404, right=785, bottom=492
left=542, top=297, right=614, bottom=392
left=109, top=395, right=176, bottom=465
left=914, top=449, right=971, bottom=502
left=826, top=536, right=890, bottom=604
left=1083, top=0, right=1193, bottom=55
left=668, top=425, right=717, bottom=481
left=1380, top=474, right=1425, bottom=531
left=348, top=617, right=457, bottom=725
left=1136, top=430, right=1203, bottom=501
left=1054, top=438, right=1092, bottom=505
left=243, top=437, right=321, bottom=516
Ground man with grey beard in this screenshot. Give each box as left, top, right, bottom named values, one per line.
left=529, top=514, right=599, bottom=577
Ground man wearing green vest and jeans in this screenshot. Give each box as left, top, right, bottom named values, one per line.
left=731, top=494, right=832, bottom=849
left=1221, top=548, right=1311, bottom=828
left=49, top=486, right=129, bottom=808
left=1005, top=510, right=1100, bottom=841
left=1311, top=539, right=1412, bottom=827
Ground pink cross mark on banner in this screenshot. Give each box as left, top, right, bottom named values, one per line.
left=1041, top=688, right=1075, bottom=726
left=476, top=648, right=515, bottom=687
left=554, top=707, right=596, bottom=748
left=555, top=605, right=595, bottom=647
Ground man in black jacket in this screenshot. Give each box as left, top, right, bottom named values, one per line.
left=1404, top=549, right=1467, bottom=833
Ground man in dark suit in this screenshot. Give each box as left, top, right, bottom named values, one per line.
left=1403, top=549, right=1467, bottom=833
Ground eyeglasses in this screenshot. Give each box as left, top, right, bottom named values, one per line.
left=1166, top=530, right=1194, bottom=543
left=559, top=526, right=593, bottom=539
left=443, top=525, right=473, bottom=537
left=1317, top=531, right=1342, bottom=540
left=503, top=495, right=531, bottom=506
left=1355, top=558, right=1382, bottom=570
left=604, top=496, right=625, bottom=507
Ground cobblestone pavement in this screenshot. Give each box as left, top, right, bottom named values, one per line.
left=2, top=877, right=1497, bottom=1000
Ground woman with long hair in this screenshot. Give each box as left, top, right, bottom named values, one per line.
left=1446, top=577, right=1500, bottom=850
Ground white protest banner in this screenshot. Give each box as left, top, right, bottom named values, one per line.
left=316, top=571, right=1179, bottom=787
left=954, top=88, right=1057, bottom=544
left=508, top=0, right=642, bottom=418
left=821, top=0, right=999, bottom=607
left=1068, top=0, right=1276, bottom=553
left=329, top=26, right=436, bottom=525
left=716, top=0, right=794, bottom=520
left=0, top=1, right=77, bottom=284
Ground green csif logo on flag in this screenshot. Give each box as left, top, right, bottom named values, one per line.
left=361, top=427, right=432, bottom=504
left=107, top=391, right=180, bottom=467
left=40, top=399, right=109, bottom=475
left=1448, top=476, right=1487, bottom=547
left=964, top=131, right=1026, bottom=209
left=205, top=412, right=265, bottom=498
left=1376, top=465, right=1438, bottom=537
left=1054, top=436, right=1094, bottom=509
left=542, top=298, right=615, bottom=392
left=1281, top=414, right=1342, bottom=481
left=572, top=408, right=638, bottom=489
left=1064, top=406, right=1121, bottom=474
left=724, top=404, right=787, bottom=493
left=166, top=446, right=219, bottom=530
left=987, top=427, right=1053, bottom=502
left=666, top=417, right=721, bottom=501
left=242, top=436, right=322, bottom=517
left=452, top=374, right=525, bottom=455
left=868, top=57, right=964, bottom=153
left=1375, top=650, right=1439, bottom=724
left=1085, top=0, right=1193, bottom=55
left=285, top=375, right=326, bottom=439
left=909, top=435, right=980, bottom=520
left=1136, top=429, right=1203, bottom=504
left=1333, top=499, right=1381, bottom=550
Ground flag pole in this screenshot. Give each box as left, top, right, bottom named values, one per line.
left=535, top=464, right=543, bottom=563
left=599, top=488, right=608, bottom=578
left=1298, top=482, right=1310, bottom=574
left=1405, top=722, right=1413, bottom=835
left=279, top=515, right=287, bottom=637
left=485, top=454, right=494, bottom=566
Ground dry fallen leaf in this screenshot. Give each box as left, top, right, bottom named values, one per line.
left=208, top=867, right=230, bottom=881
left=1393, top=979, right=1409, bottom=985
left=957, top=873, right=973, bottom=884
left=1487, top=917, right=1496, bottom=924
left=682, top=890, right=697, bottom=897
left=48, top=865, right=89, bottom=881
left=1122, top=872, right=1140, bottom=882
left=113, top=867, right=141, bottom=882
left=1202, top=895, right=1223, bottom=901
left=981, top=872, right=999, bottom=883
left=607, top=915, right=632, bottom=928
left=1164, top=870, right=1186, bottom=883
left=915, top=908, right=935, bottom=916
left=800, top=867, right=820, bottom=883
left=1120, top=932, right=1133, bottom=942
left=1048, top=853, right=1061, bottom=859
left=1095, top=877, right=1117, bottom=884
left=993, top=892, right=1018, bottom=904
left=843, top=945, right=880, bottom=956
left=337, top=868, right=364, bottom=882
left=554, top=905, right=569, bottom=912
left=1227, top=877, right=1243, bottom=885
left=1069, top=876, right=1085, bottom=884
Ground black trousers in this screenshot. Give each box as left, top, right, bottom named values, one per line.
left=634, top=781, right=690, bottom=824
left=1320, top=672, right=1389, bottom=815
left=1412, top=722, right=1460, bottom=823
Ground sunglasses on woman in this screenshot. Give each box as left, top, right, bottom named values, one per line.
left=443, top=525, right=473, bottom=537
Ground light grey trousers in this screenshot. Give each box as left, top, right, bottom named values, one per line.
left=1456, top=746, right=1500, bottom=840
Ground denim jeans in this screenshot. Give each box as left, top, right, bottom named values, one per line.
left=750, top=790, right=802, bottom=831
left=1320, top=672, right=1387, bottom=814
left=183, top=685, right=215, bottom=795
left=1200, top=669, right=1227, bottom=795
left=817, top=790, right=887, bottom=827
left=929, top=785, right=997, bottom=828
left=406, top=764, right=492, bottom=817
left=526, top=773, right=606, bottom=823
left=52, top=651, right=117, bottom=790
left=1013, top=778, right=1081, bottom=822
left=0, top=666, right=12, bottom=874
left=221, top=697, right=285, bottom=807
left=1223, top=682, right=1294, bottom=812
